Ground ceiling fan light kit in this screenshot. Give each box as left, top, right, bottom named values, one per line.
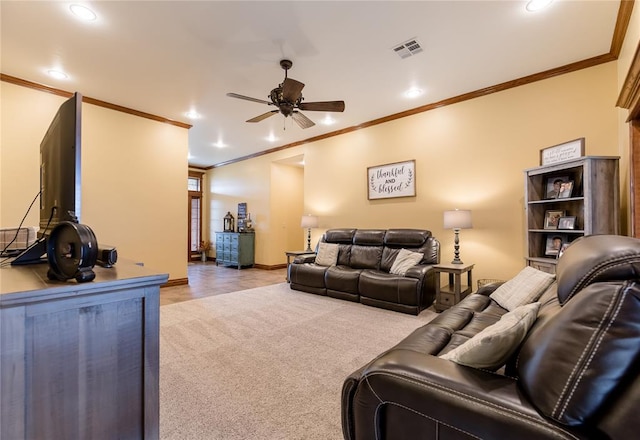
left=226, top=59, right=345, bottom=129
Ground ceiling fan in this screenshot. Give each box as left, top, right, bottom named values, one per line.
left=226, top=59, right=345, bottom=129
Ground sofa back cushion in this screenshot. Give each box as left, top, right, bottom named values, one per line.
left=517, top=280, right=640, bottom=426
left=350, top=230, right=385, bottom=269
left=323, top=229, right=356, bottom=266
left=384, top=229, right=431, bottom=247
left=353, top=229, right=386, bottom=245
left=556, top=234, right=640, bottom=305
left=324, top=229, right=356, bottom=244
left=380, top=229, right=439, bottom=272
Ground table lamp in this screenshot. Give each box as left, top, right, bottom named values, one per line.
left=301, top=214, right=318, bottom=252
left=443, top=209, right=473, bottom=264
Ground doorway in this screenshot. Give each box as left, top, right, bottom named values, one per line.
left=188, top=171, right=204, bottom=260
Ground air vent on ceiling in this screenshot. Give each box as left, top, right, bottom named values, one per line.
left=393, top=38, right=423, bottom=59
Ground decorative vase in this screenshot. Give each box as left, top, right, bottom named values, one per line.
left=201, top=252, right=207, bottom=262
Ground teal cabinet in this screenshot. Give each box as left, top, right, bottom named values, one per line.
left=215, top=232, right=255, bottom=269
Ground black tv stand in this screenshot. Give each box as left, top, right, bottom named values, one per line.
left=11, top=238, right=47, bottom=265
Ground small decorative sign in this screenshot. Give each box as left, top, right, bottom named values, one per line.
left=540, top=138, right=585, bottom=166
left=367, top=160, right=416, bottom=200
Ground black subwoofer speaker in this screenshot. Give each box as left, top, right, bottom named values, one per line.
left=47, top=221, right=98, bottom=283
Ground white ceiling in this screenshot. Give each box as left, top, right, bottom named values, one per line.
left=1, top=1, right=621, bottom=168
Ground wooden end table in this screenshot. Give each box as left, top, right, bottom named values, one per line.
left=434, top=262, right=475, bottom=312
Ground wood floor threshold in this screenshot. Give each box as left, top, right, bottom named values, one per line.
left=162, top=278, right=189, bottom=288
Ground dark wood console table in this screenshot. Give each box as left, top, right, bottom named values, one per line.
left=0, top=260, right=168, bottom=440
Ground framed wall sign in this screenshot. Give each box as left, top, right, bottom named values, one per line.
left=367, top=160, right=416, bottom=200
left=540, top=138, right=585, bottom=166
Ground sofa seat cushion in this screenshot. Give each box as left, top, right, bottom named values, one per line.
left=386, top=293, right=505, bottom=357
left=359, top=269, right=421, bottom=306
left=326, top=265, right=362, bottom=294
left=425, top=294, right=507, bottom=353
left=288, top=263, right=327, bottom=288
left=440, top=302, right=540, bottom=370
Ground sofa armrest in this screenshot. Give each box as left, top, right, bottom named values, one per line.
left=343, top=349, right=584, bottom=440
left=293, top=254, right=317, bottom=264
left=403, top=264, right=432, bottom=280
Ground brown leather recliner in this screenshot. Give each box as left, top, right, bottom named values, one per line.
left=288, top=228, right=440, bottom=315
left=342, top=234, right=640, bottom=439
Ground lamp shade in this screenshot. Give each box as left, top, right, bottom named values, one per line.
left=301, top=215, right=318, bottom=229
left=443, top=210, right=472, bottom=229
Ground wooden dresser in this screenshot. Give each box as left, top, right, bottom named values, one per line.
left=215, top=231, right=255, bottom=269
left=0, top=260, right=168, bottom=440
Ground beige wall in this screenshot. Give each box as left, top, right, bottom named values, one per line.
left=211, top=62, right=620, bottom=284
left=270, top=162, right=304, bottom=261
left=208, top=148, right=304, bottom=265
left=1, top=82, right=188, bottom=281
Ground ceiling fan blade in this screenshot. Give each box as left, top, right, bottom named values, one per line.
left=298, top=101, right=345, bottom=112
left=291, top=111, right=315, bottom=129
left=246, top=110, right=279, bottom=123
left=282, top=78, right=305, bottom=102
left=227, top=92, right=270, bottom=105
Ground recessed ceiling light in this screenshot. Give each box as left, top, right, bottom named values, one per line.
left=404, top=87, right=424, bottom=99
left=47, top=69, right=68, bottom=80
left=266, top=133, right=278, bottom=143
left=526, top=0, right=553, bottom=12
left=321, top=115, right=336, bottom=126
left=185, top=110, right=201, bottom=120
left=69, top=4, right=97, bottom=21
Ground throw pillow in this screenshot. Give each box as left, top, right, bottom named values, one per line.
left=390, top=248, right=424, bottom=275
left=440, top=302, right=541, bottom=370
left=489, top=266, right=555, bottom=311
left=315, top=242, right=339, bottom=267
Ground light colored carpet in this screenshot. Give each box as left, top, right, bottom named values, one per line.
left=160, top=283, right=437, bottom=440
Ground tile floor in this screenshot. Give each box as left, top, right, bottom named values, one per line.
left=159, top=261, right=287, bottom=306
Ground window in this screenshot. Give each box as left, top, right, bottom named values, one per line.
left=188, top=176, right=200, bottom=192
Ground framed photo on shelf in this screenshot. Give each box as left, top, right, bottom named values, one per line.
left=543, top=210, right=564, bottom=229
left=557, top=181, right=574, bottom=199
left=545, top=234, right=568, bottom=256
left=558, top=216, right=577, bottom=230
left=545, top=176, right=570, bottom=199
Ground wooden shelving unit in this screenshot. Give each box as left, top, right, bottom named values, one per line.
left=524, top=156, right=620, bottom=273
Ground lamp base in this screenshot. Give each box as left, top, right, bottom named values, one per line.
left=306, top=228, right=312, bottom=252
left=451, top=228, right=463, bottom=264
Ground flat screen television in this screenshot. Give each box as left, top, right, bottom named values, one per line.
left=12, top=92, right=82, bottom=265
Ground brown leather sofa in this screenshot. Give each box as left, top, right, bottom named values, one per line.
left=288, top=228, right=440, bottom=315
left=342, top=234, right=640, bottom=440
